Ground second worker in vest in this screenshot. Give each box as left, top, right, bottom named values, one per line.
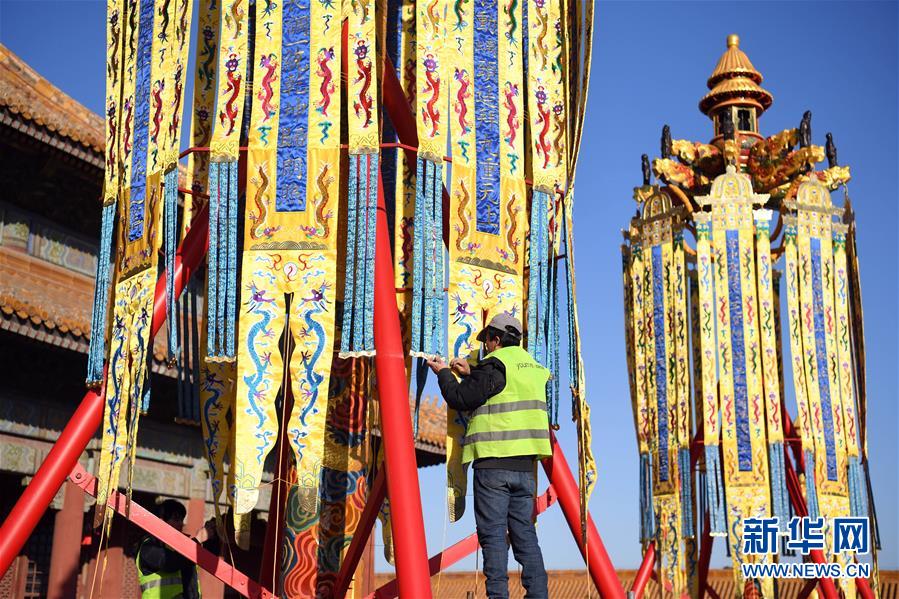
left=427, top=313, right=550, bottom=599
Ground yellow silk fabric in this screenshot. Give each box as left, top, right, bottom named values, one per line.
left=232, top=0, right=343, bottom=528
left=210, top=0, right=248, bottom=161
left=184, top=0, right=220, bottom=232
left=784, top=179, right=857, bottom=599
left=697, top=169, right=774, bottom=597
left=347, top=0, right=380, bottom=153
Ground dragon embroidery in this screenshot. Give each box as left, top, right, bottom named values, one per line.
left=108, top=11, right=121, bottom=82
left=315, top=47, right=335, bottom=117
left=168, top=64, right=184, bottom=143
left=421, top=54, right=441, bottom=138
left=150, top=80, right=165, bottom=146
left=503, top=0, right=518, bottom=43
left=533, top=0, right=548, bottom=67
left=426, top=0, right=440, bottom=34
left=502, top=82, right=519, bottom=147
left=158, top=0, right=171, bottom=43
left=352, top=41, right=374, bottom=128
left=504, top=194, right=520, bottom=263
left=122, top=97, right=134, bottom=161
left=200, top=26, right=217, bottom=91
left=219, top=54, right=242, bottom=136
left=453, top=0, right=468, bottom=30
left=453, top=180, right=470, bottom=251
left=400, top=217, right=414, bottom=285
left=106, top=101, right=118, bottom=177
left=552, top=102, right=565, bottom=167
left=257, top=53, right=278, bottom=121
left=249, top=164, right=274, bottom=240
left=300, top=164, right=335, bottom=239
left=453, top=68, right=471, bottom=135
left=534, top=86, right=551, bottom=169
left=226, top=0, right=244, bottom=40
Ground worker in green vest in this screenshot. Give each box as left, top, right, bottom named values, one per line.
left=135, top=499, right=202, bottom=599
left=427, top=313, right=550, bottom=599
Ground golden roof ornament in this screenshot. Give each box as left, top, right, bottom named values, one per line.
left=700, top=34, right=773, bottom=116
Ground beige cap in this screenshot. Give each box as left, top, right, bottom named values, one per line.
left=476, top=313, right=523, bottom=342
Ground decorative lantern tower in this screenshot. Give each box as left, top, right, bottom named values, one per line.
left=623, top=35, right=879, bottom=598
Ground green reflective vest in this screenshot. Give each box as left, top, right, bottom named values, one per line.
left=136, top=540, right=186, bottom=599
left=461, top=345, right=552, bottom=464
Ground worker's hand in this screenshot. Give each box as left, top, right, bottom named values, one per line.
left=450, top=358, right=471, bottom=377
left=426, top=355, right=447, bottom=374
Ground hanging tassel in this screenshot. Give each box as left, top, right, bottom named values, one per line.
left=639, top=452, right=655, bottom=542
left=803, top=449, right=820, bottom=519
left=679, top=446, right=694, bottom=537
left=206, top=160, right=221, bottom=359
left=848, top=455, right=868, bottom=519
left=705, top=444, right=726, bottom=535
left=341, top=153, right=379, bottom=357
left=86, top=201, right=117, bottom=386
left=412, top=358, right=428, bottom=436
left=427, top=161, right=446, bottom=357
left=225, top=158, right=239, bottom=359
left=176, top=288, right=186, bottom=419
left=410, top=157, right=446, bottom=358
left=342, top=154, right=360, bottom=356
left=548, top=262, right=560, bottom=427
left=768, top=442, right=789, bottom=531
left=189, top=278, right=202, bottom=422
left=164, top=167, right=181, bottom=363
left=215, top=162, right=228, bottom=358
left=527, top=190, right=551, bottom=365
left=206, top=160, right=238, bottom=360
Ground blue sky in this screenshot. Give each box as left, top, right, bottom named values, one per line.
left=1, top=0, right=895, bottom=578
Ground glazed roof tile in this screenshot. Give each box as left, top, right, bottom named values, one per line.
left=0, top=43, right=104, bottom=153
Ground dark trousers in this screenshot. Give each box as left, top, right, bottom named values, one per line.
left=473, top=468, right=548, bottom=599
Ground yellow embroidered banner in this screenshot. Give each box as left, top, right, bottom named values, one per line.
left=623, top=226, right=652, bottom=543
left=86, top=0, right=125, bottom=386
left=183, top=0, right=220, bottom=232
left=638, top=189, right=685, bottom=595
left=696, top=167, right=773, bottom=596
left=784, top=179, right=857, bottom=599
left=96, top=0, right=173, bottom=528
left=693, top=211, right=726, bottom=536
left=445, top=0, right=526, bottom=522
left=233, top=0, right=343, bottom=533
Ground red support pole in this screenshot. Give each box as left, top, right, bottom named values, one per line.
left=372, top=170, right=434, bottom=597
left=696, top=512, right=714, bottom=599
left=332, top=468, right=388, bottom=599
left=0, top=202, right=211, bottom=579
left=542, top=431, right=625, bottom=599
left=630, top=542, right=655, bottom=599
